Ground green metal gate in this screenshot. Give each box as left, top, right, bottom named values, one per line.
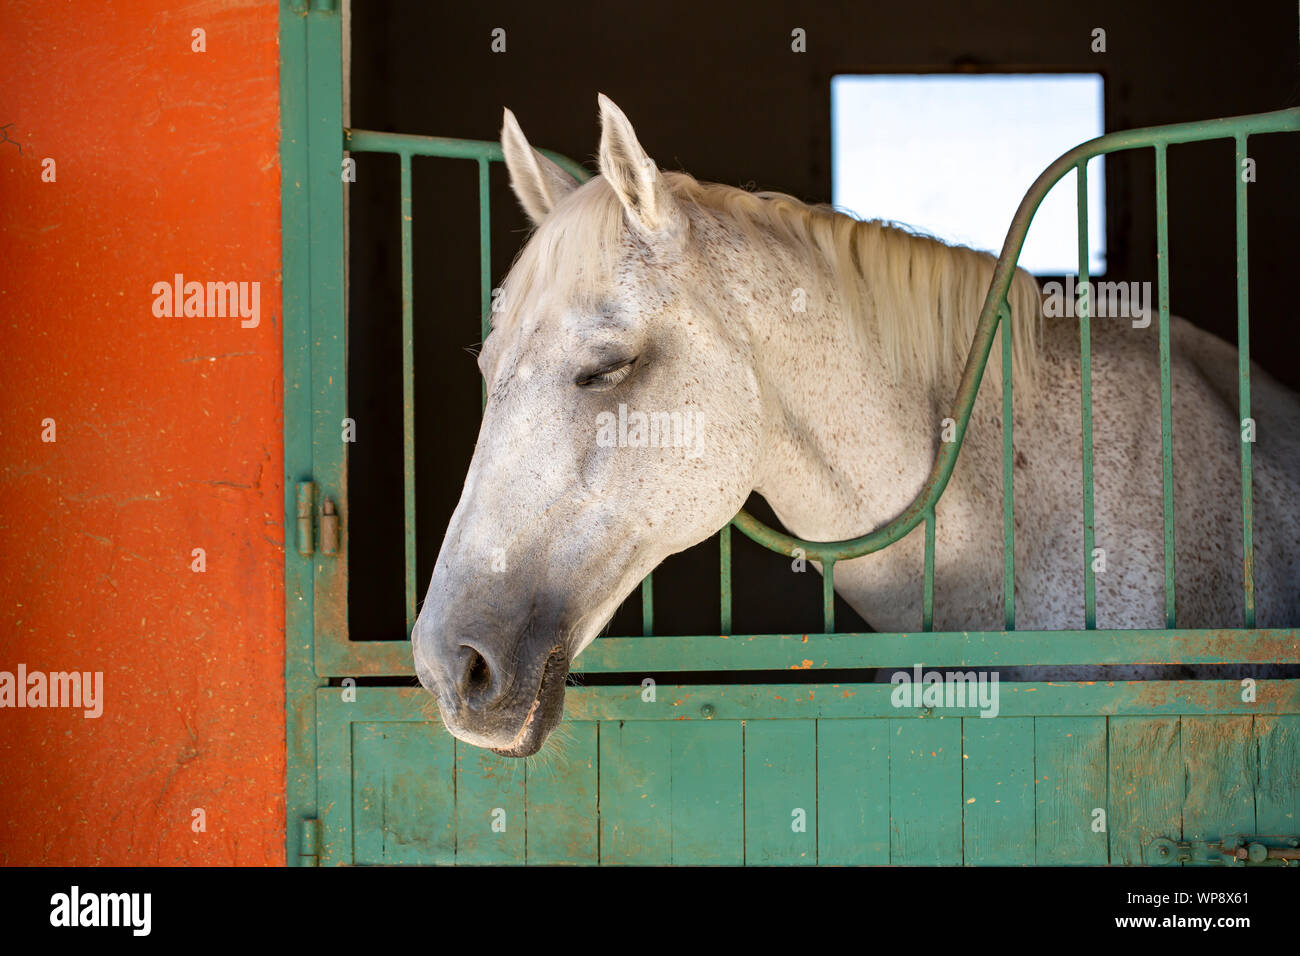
left=281, top=1, right=1300, bottom=865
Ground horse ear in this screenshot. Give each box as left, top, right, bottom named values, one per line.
left=596, top=93, right=685, bottom=241
left=501, top=107, right=579, bottom=225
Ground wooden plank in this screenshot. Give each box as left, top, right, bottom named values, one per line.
left=1108, top=717, right=1182, bottom=865
left=670, top=721, right=743, bottom=865
left=525, top=722, right=599, bottom=864
left=455, top=741, right=526, bottom=864
left=1182, top=716, right=1255, bottom=846
left=599, top=721, right=672, bottom=865
left=1035, top=717, right=1108, bottom=864
left=352, top=722, right=455, bottom=865
left=1255, top=715, right=1300, bottom=834
left=889, top=718, right=962, bottom=864
left=314, top=695, right=356, bottom=866
left=817, top=719, right=889, bottom=864
left=744, top=720, right=816, bottom=864
left=963, top=716, right=1035, bottom=865
left=574, top=629, right=1300, bottom=672
left=562, top=680, right=1300, bottom=721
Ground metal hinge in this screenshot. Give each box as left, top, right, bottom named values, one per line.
left=1149, top=835, right=1300, bottom=866
left=295, top=481, right=340, bottom=556
left=299, top=817, right=321, bottom=866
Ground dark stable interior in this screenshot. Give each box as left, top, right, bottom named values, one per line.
left=344, top=0, right=1299, bottom=653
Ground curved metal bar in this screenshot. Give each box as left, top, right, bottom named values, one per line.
left=731, top=107, right=1300, bottom=563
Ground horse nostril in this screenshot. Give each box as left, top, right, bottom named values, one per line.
left=462, top=646, right=492, bottom=701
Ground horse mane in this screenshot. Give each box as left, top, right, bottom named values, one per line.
left=496, top=171, right=1043, bottom=390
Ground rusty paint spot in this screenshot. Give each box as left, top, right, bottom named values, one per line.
left=801, top=635, right=808, bottom=643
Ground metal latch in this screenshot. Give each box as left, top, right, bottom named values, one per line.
left=1149, top=835, right=1300, bottom=866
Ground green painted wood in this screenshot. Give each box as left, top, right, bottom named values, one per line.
left=352, top=722, right=455, bottom=864
left=312, top=689, right=1300, bottom=866
left=1034, top=717, right=1107, bottom=865
left=309, top=628, right=1300, bottom=679
left=564, top=680, right=1300, bottom=721
left=889, top=718, right=962, bottom=864
left=1108, top=716, right=1182, bottom=865
left=574, top=629, right=1300, bottom=675
left=1182, top=716, right=1255, bottom=849
left=1254, top=715, right=1300, bottom=835
left=816, top=719, right=890, bottom=864
left=305, top=0, right=349, bottom=678
left=318, top=683, right=1300, bottom=723
left=962, top=716, right=1035, bottom=865
left=314, top=692, right=355, bottom=865
left=670, top=721, right=743, bottom=865
left=744, top=720, right=816, bottom=864
left=455, top=743, right=526, bottom=864
left=525, top=722, right=598, bottom=864
left=598, top=721, right=671, bottom=865
left=279, top=0, right=324, bottom=865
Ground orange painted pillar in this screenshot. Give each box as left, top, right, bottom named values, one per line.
left=0, top=2, right=285, bottom=864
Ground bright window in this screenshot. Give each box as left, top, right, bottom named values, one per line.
left=832, top=74, right=1106, bottom=275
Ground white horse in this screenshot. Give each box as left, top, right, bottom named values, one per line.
left=412, top=95, right=1300, bottom=755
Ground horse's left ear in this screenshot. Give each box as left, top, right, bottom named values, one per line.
left=597, top=93, right=686, bottom=242
left=502, top=107, right=579, bottom=225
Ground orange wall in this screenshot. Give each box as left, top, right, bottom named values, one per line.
left=0, top=2, right=285, bottom=864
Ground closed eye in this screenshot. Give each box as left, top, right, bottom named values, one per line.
left=576, top=358, right=636, bottom=390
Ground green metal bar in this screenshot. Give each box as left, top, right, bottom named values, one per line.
left=728, top=108, right=1300, bottom=565
left=400, top=152, right=416, bottom=637
left=1077, top=161, right=1097, bottom=630
left=719, top=523, right=733, bottom=634
left=641, top=574, right=654, bottom=637
left=478, top=157, right=491, bottom=411
left=345, top=128, right=591, bottom=184
left=922, top=507, right=935, bottom=632
left=999, top=300, right=1015, bottom=630
left=822, top=559, right=836, bottom=634
left=1235, top=134, right=1255, bottom=627
left=1154, top=143, right=1177, bottom=628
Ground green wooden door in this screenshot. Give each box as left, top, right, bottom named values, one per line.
left=311, top=685, right=1299, bottom=865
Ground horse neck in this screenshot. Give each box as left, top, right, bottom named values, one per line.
left=741, top=235, right=945, bottom=543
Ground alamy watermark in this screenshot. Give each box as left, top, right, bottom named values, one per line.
left=0, top=664, right=103, bottom=718
left=596, top=403, right=705, bottom=458
left=1042, top=275, right=1153, bottom=327
left=50, top=886, right=150, bottom=936
left=151, top=273, right=260, bottom=328
left=891, top=665, right=1000, bottom=718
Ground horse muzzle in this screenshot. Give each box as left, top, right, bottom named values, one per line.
left=414, top=630, right=569, bottom=757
